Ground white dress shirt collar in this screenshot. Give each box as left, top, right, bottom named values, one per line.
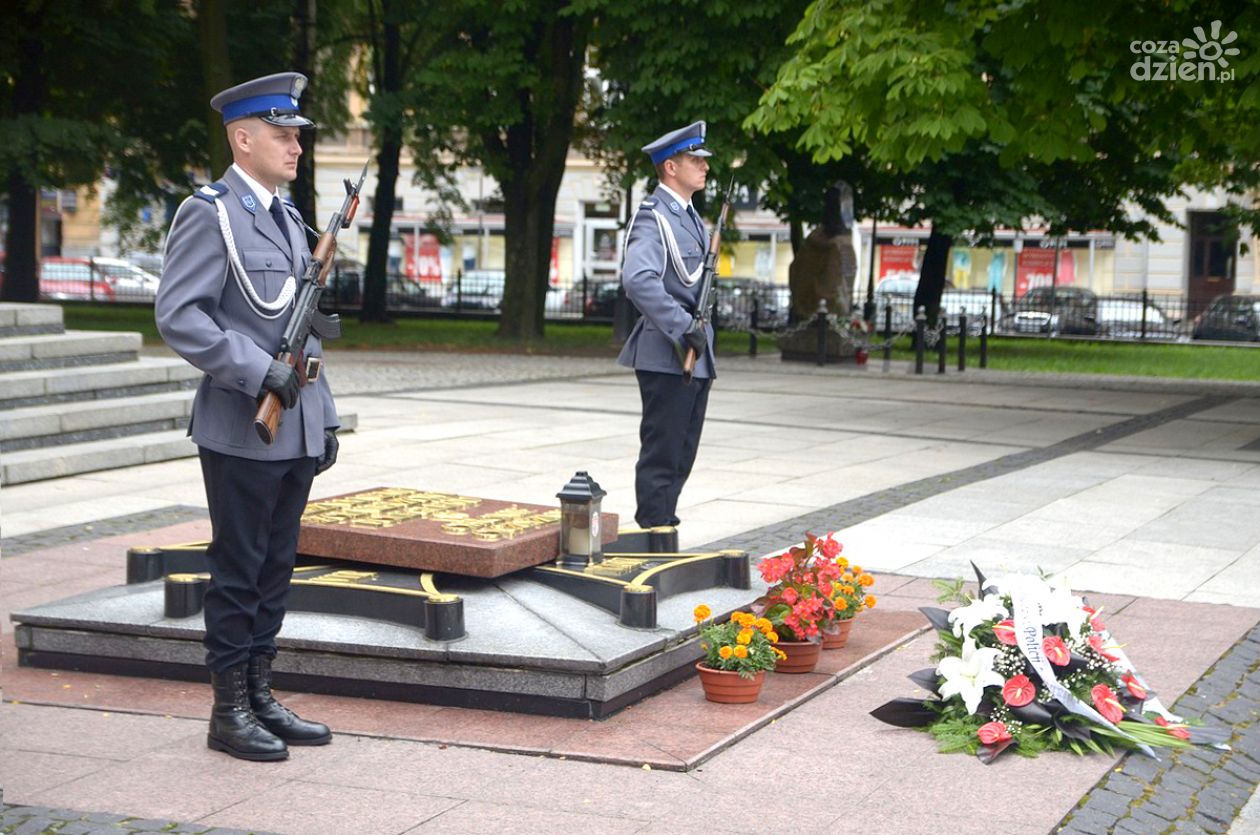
left=231, top=163, right=281, bottom=210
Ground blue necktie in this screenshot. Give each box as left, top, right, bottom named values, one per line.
left=686, top=205, right=704, bottom=240
left=269, top=197, right=290, bottom=250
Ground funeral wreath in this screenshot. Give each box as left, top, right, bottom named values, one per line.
left=871, top=564, right=1230, bottom=763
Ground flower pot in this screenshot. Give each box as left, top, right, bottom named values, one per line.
left=821, top=617, right=856, bottom=650
left=774, top=640, right=822, bottom=673
left=696, top=662, right=765, bottom=704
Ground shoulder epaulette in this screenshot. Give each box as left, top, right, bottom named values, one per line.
left=193, top=183, right=229, bottom=203
left=281, top=196, right=297, bottom=208
left=640, top=198, right=657, bottom=208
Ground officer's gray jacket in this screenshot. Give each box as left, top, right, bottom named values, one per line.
left=155, top=167, right=336, bottom=461
left=616, top=186, right=716, bottom=378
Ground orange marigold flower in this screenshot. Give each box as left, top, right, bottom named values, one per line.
left=693, top=604, right=711, bottom=623
left=754, top=617, right=772, bottom=631
left=864, top=595, right=877, bottom=609
left=835, top=598, right=849, bottom=611
left=837, top=556, right=850, bottom=568
left=718, top=645, right=734, bottom=660
left=842, top=572, right=854, bottom=582
left=858, top=573, right=874, bottom=587
left=768, top=631, right=780, bottom=643
left=842, top=585, right=856, bottom=596
left=733, top=645, right=749, bottom=659
left=851, top=565, right=863, bottom=574
left=737, top=629, right=753, bottom=645
left=773, top=648, right=787, bottom=660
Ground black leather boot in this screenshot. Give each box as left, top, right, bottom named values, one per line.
left=247, top=655, right=332, bottom=746
left=208, top=663, right=288, bottom=761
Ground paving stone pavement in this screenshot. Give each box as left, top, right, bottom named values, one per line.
left=4, top=347, right=1260, bottom=833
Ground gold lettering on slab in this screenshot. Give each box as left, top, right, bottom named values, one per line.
left=302, top=488, right=483, bottom=528
left=303, top=570, right=380, bottom=587
left=440, top=507, right=562, bottom=541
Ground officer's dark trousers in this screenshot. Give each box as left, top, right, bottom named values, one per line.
left=634, top=370, right=712, bottom=528
left=199, top=448, right=317, bottom=673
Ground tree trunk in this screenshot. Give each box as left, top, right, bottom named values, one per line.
left=494, top=12, right=590, bottom=342
left=196, top=0, right=233, bottom=177
left=913, top=226, right=953, bottom=326
left=361, top=15, right=401, bottom=324
left=290, top=0, right=317, bottom=223
left=1, top=15, right=48, bottom=303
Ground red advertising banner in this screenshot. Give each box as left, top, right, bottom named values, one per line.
left=878, top=245, right=918, bottom=281
left=401, top=233, right=443, bottom=284
left=1015, top=247, right=1075, bottom=298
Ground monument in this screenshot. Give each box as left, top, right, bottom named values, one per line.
left=11, top=475, right=760, bottom=718
left=778, top=181, right=863, bottom=363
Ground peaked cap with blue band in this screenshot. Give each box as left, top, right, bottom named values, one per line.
left=642, top=121, right=712, bottom=165
left=210, top=72, right=315, bottom=129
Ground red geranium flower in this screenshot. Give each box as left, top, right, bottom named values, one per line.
left=992, top=619, right=1017, bottom=646
left=1121, top=672, right=1148, bottom=700
left=1043, top=636, right=1071, bottom=666
left=977, top=721, right=1012, bottom=745
left=1002, top=674, right=1036, bottom=707
left=1091, top=684, right=1125, bottom=724
left=1154, top=715, right=1191, bottom=740
left=818, top=534, right=842, bottom=559
left=782, top=587, right=799, bottom=605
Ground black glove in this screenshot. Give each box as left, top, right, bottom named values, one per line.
left=260, top=359, right=300, bottom=409
left=683, top=322, right=707, bottom=356
left=315, top=429, right=339, bottom=475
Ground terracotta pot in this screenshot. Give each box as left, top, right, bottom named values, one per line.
left=821, top=617, right=856, bottom=650
left=774, top=639, right=822, bottom=673
left=696, top=662, right=766, bottom=704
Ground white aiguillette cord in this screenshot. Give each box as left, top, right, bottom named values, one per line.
left=650, top=209, right=704, bottom=287
left=215, top=199, right=296, bottom=319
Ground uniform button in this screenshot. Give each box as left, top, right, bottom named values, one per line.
left=266, top=259, right=273, bottom=267
left=238, top=379, right=246, bottom=386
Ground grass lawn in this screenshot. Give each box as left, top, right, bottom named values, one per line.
left=60, top=303, right=1259, bottom=381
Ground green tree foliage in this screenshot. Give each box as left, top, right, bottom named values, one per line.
left=747, top=0, right=1260, bottom=322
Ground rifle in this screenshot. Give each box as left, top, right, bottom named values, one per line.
left=253, top=160, right=369, bottom=444
left=682, top=176, right=736, bottom=384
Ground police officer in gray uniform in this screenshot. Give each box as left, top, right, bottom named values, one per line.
left=155, top=72, right=338, bottom=762
left=617, top=121, right=716, bottom=529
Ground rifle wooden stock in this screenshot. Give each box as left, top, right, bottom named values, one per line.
left=253, top=350, right=295, bottom=444
left=682, top=346, right=698, bottom=381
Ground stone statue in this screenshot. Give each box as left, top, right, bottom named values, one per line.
left=788, top=181, right=857, bottom=321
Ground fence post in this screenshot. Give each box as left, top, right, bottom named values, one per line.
left=989, top=288, right=997, bottom=337
left=979, top=314, right=989, bottom=368
left=749, top=294, right=759, bottom=358
left=958, top=310, right=967, bottom=372
left=455, top=269, right=463, bottom=312
left=937, top=317, right=947, bottom=374
left=1140, top=289, right=1149, bottom=341
left=815, top=300, right=829, bottom=367
left=581, top=273, right=589, bottom=318
left=914, top=306, right=926, bottom=374
left=883, top=304, right=893, bottom=372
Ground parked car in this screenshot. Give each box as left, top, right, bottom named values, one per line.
left=1191, top=294, right=1260, bottom=342
left=443, top=270, right=504, bottom=310
left=873, top=277, right=919, bottom=334
left=939, top=290, right=1004, bottom=335
left=713, top=278, right=790, bottom=329
left=1096, top=297, right=1182, bottom=340
left=583, top=281, right=622, bottom=319
left=38, top=257, right=116, bottom=303
left=90, top=257, right=161, bottom=301
left=1008, top=286, right=1099, bottom=335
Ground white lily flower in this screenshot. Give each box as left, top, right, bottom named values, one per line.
left=947, top=594, right=1009, bottom=638
left=1039, top=582, right=1088, bottom=632
left=936, top=638, right=1006, bottom=715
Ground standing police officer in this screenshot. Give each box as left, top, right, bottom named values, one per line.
left=617, top=121, right=716, bottom=529
left=156, top=72, right=338, bottom=762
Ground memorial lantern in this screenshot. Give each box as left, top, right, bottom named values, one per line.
left=557, top=471, right=606, bottom=569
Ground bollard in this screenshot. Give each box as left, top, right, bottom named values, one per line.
left=958, top=309, right=967, bottom=372
left=914, top=306, right=926, bottom=374
left=937, top=319, right=947, bottom=374
left=979, top=314, right=989, bottom=368
left=815, top=300, right=829, bottom=367
left=1140, top=289, right=1149, bottom=341
left=882, top=304, right=893, bottom=373
left=749, top=294, right=759, bottom=358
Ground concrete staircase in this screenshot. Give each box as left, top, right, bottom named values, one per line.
left=0, top=303, right=354, bottom=485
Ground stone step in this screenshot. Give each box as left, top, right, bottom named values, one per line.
left=1, top=412, right=359, bottom=485
left=0, top=330, right=141, bottom=372
left=0, top=429, right=197, bottom=485
left=0, top=390, right=194, bottom=452
left=0, top=357, right=202, bottom=410
left=0, top=302, right=65, bottom=338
